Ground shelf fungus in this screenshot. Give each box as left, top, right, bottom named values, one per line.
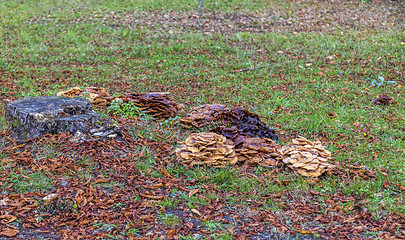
left=180, top=106, right=279, bottom=141
left=372, top=94, right=393, bottom=105
left=175, top=132, right=237, bottom=168
left=123, top=93, right=179, bottom=119
left=235, top=137, right=281, bottom=167
left=57, top=87, right=113, bottom=107
left=57, top=87, right=82, bottom=98
left=227, top=107, right=279, bottom=141
left=58, top=89, right=179, bottom=119
left=179, top=104, right=229, bottom=128
left=279, top=137, right=335, bottom=177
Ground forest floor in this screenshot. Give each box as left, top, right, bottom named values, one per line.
left=0, top=0, right=404, bottom=239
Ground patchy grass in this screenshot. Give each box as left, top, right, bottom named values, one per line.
left=157, top=213, right=181, bottom=227
left=5, top=171, right=54, bottom=194
left=0, top=0, right=404, bottom=239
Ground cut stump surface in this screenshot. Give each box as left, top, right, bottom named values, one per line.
left=5, top=96, right=119, bottom=140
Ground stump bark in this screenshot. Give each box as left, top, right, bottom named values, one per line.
left=5, top=96, right=121, bottom=141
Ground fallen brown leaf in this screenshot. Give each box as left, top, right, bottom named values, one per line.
left=191, top=209, right=202, bottom=216
left=0, top=228, right=19, bottom=237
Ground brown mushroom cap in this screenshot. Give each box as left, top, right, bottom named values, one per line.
left=57, top=88, right=179, bottom=118
left=179, top=104, right=229, bottom=128
left=279, top=136, right=335, bottom=177
left=56, top=87, right=114, bottom=107
left=57, top=87, right=82, bottom=98
left=85, top=87, right=112, bottom=107
left=175, top=132, right=237, bottom=168
left=235, top=137, right=281, bottom=166
left=372, top=94, right=394, bottom=105
left=123, top=93, right=179, bottom=119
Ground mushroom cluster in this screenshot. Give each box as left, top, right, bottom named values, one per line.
left=210, top=126, right=249, bottom=145
left=124, top=93, right=179, bottom=119
left=227, top=108, right=279, bottom=141
left=279, top=137, right=335, bottom=177
left=85, top=87, right=113, bottom=107
left=179, top=104, right=229, bottom=128
left=236, top=137, right=281, bottom=166
left=57, top=87, right=82, bottom=98
left=175, top=132, right=237, bottom=167
left=57, top=87, right=113, bottom=107
left=180, top=106, right=279, bottom=140
left=372, top=94, right=393, bottom=105
left=57, top=88, right=179, bottom=118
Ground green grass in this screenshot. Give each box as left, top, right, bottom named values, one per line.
left=0, top=0, right=404, bottom=238
left=159, top=195, right=181, bottom=209
left=157, top=213, right=180, bottom=227
left=34, top=139, right=63, bottom=160
left=133, top=146, right=163, bottom=177
left=5, top=171, right=53, bottom=194
left=202, top=219, right=223, bottom=232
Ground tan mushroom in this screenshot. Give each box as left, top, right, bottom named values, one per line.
left=278, top=136, right=335, bottom=177
left=235, top=137, right=281, bottom=166
left=57, top=89, right=179, bottom=116
left=175, top=132, right=237, bottom=168
left=124, top=93, right=179, bottom=119
left=56, top=87, right=115, bottom=107
left=57, top=87, right=82, bottom=98
left=179, top=104, right=229, bottom=128
left=84, top=87, right=113, bottom=107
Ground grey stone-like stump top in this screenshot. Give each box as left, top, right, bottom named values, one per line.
left=5, top=96, right=100, bottom=140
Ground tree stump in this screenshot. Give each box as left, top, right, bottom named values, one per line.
left=5, top=96, right=121, bottom=141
